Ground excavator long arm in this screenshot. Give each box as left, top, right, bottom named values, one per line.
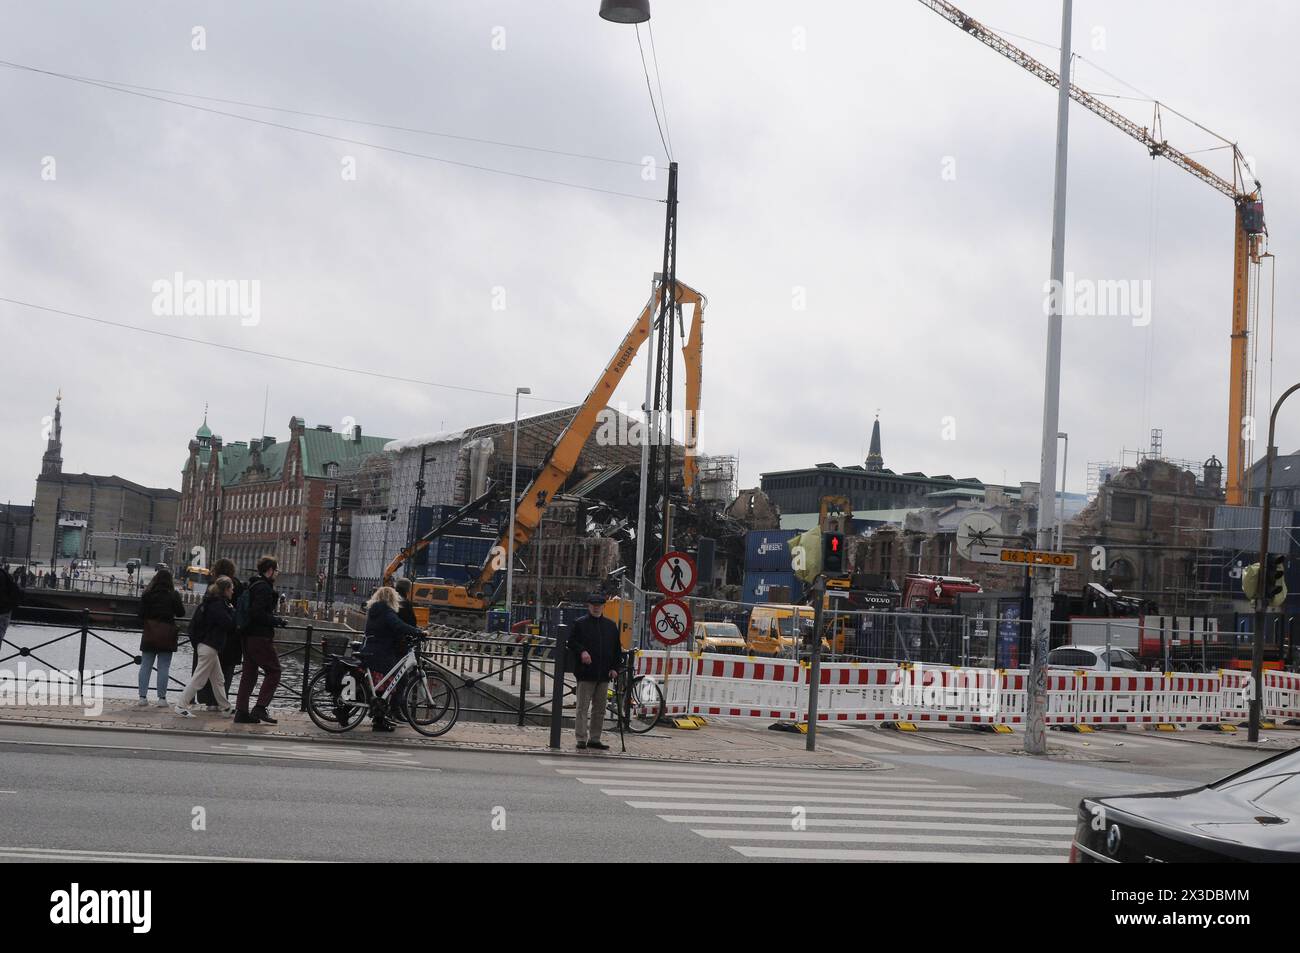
left=381, top=482, right=501, bottom=584
left=466, top=277, right=706, bottom=599
left=681, top=289, right=706, bottom=497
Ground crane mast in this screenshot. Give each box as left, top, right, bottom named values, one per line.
left=918, top=0, right=1267, bottom=503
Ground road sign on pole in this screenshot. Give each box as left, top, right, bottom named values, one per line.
left=649, top=598, right=691, bottom=646
left=969, top=546, right=1076, bottom=569
left=654, top=550, right=697, bottom=597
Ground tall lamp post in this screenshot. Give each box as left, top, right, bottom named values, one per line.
left=1026, top=0, right=1074, bottom=756
left=506, top=386, right=531, bottom=621
left=1248, top=381, right=1300, bottom=741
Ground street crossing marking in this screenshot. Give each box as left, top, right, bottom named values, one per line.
left=0, top=845, right=319, bottom=863
left=542, top=758, right=1076, bottom=862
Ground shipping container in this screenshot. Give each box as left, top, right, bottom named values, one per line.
left=744, top=529, right=798, bottom=572
left=743, top=570, right=803, bottom=606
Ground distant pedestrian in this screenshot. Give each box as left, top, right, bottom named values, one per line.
left=0, top=564, right=21, bottom=645
left=196, top=558, right=243, bottom=709
left=174, top=576, right=236, bottom=717
left=359, top=586, right=424, bottom=732
left=137, top=567, right=185, bottom=706
left=568, top=593, right=623, bottom=751
left=234, top=556, right=287, bottom=725
left=393, top=577, right=419, bottom=628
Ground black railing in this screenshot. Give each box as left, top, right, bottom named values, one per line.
left=3, top=607, right=337, bottom=711
left=422, top=630, right=575, bottom=725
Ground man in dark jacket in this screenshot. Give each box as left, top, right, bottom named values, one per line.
left=0, top=565, right=20, bottom=644
left=234, top=556, right=286, bottom=725
left=568, top=593, right=624, bottom=751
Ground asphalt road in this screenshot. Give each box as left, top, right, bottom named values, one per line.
left=0, top=722, right=1276, bottom=862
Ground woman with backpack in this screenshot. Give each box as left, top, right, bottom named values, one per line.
left=136, top=567, right=185, bottom=706
left=175, top=576, right=237, bottom=716
left=196, top=558, right=244, bottom=709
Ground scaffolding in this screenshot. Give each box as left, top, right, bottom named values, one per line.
left=695, top=453, right=737, bottom=504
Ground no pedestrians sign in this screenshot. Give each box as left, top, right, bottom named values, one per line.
left=654, top=551, right=697, bottom=597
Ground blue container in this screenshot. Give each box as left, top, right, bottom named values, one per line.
left=743, top=570, right=802, bottom=606
left=744, top=530, right=798, bottom=572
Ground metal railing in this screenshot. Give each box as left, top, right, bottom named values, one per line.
left=3, top=607, right=332, bottom=711
left=421, top=628, right=576, bottom=725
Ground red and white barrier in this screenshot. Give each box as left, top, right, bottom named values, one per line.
left=1265, top=670, right=1300, bottom=722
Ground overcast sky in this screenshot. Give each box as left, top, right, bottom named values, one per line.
left=2, top=0, right=1296, bottom=508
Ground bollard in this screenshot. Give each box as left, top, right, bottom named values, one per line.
left=300, top=625, right=314, bottom=712
left=517, top=640, right=533, bottom=726
left=77, top=609, right=90, bottom=700
left=549, top=625, right=568, bottom=749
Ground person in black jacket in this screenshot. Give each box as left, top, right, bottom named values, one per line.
left=0, top=565, right=20, bottom=646
left=360, top=586, right=425, bottom=732
left=174, top=576, right=236, bottom=716
left=137, top=568, right=186, bottom=706
left=197, top=558, right=243, bottom=709
left=234, top=556, right=287, bottom=725
left=568, top=593, right=624, bottom=751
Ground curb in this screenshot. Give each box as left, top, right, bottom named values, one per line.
left=0, top=716, right=884, bottom=771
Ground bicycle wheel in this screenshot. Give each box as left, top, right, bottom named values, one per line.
left=622, top=675, right=664, bottom=734
left=305, top=668, right=367, bottom=733
left=403, top=670, right=460, bottom=737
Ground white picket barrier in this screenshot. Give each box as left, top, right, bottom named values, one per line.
left=1067, top=672, right=1222, bottom=726
left=685, top=654, right=805, bottom=720
left=1219, top=670, right=1252, bottom=721
left=895, top=665, right=1014, bottom=726
left=1265, top=670, right=1300, bottom=722
left=812, top=662, right=904, bottom=724
left=632, top=649, right=695, bottom=715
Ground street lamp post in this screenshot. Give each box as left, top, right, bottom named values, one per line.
left=1248, top=382, right=1300, bottom=741
left=506, top=386, right=531, bottom=621
left=1026, top=0, right=1074, bottom=756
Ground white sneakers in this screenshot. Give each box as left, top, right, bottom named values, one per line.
left=135, top=698, right=150, bottom=707
left=173, top=704, right=195, bottom=718
left=154, top=698, right=169, bottom=707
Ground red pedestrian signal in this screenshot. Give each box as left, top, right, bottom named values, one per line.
left=822, top=532, right=845, bottom=574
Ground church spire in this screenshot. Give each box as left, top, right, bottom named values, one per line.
left=865, top=411, right=883, bottom=472
left=41, top=390, right=63, bottom=476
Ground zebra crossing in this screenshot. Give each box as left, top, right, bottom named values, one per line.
left=539, top=758, right=1076, bottom=861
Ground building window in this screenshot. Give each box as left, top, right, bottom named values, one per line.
left=1111, top=494, right=1138, bottom=523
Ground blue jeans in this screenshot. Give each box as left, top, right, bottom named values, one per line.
left=139, top=650, right=173, bottom=700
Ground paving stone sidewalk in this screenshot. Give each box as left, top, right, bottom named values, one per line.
left=0, top=700, right=880, bottom=769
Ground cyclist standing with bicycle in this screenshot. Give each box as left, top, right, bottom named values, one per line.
left=569, top=593, right=623, bottom=751
left=360, top=586, right=425, bottom=732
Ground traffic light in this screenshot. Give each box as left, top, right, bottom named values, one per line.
left=1266, top=554, right=1288, bottom=607
left=822, top=532, right=845, bottom=574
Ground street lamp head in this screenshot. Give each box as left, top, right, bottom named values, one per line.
left=1057, top=432, right=1067, bottom=439
left=517, top=386, right=532, bottom=395
left=599, top=0, right=650, bottom=24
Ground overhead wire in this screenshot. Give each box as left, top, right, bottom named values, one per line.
left=0, top=59, right=654, bottom=168
left=634, top=24, right=671, bottom=161
left=0, top=296, right=578, bottom=405
left=646, top=22, right=675, bottom=160
left=0, top=58, right=659, bottom=202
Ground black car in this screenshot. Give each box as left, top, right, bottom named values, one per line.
left=1071, top=747, right=1300, bottom=862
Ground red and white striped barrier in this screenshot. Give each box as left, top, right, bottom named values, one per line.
left=1219, top=670, right=1252, bottom=721
left=894, top=665, right=1019, bottom=726
left=813, top=663, right=904, bottom=724
left=687, top=654, right=806, bottom=720
left=1265, top=670, right=1300, bottom=722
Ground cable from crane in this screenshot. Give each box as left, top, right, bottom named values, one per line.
left=634, top=24, right=672, bottom=161
left=1140, top=159, right=1162, bottom=443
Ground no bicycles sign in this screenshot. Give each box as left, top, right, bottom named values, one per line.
left=649, top=598, right=692, bottom=646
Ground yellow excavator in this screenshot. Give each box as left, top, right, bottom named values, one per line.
left=383, top=276, right=707, bottom=630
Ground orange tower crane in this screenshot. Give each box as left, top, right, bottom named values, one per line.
left=919, top=0, right=1268, bottom=503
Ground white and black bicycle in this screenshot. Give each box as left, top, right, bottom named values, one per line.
left=307, top=635, right=460, bottom=737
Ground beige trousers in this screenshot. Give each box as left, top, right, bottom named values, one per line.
left=575, top=680, right=609, bottom=745
left=179, top=644, right=230, bottom=709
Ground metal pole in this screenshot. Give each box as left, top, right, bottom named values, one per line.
left=549, top=623, right=568, bottom=749
left=805, top=579, right=825, bottom=751
left=507, top=387, right=528, bottom=618
left=324, top=490, right=339, bottom=608
left=1026, top=0, right=1073, bottom=756
left=1250, top=382, right=1300, bottom=740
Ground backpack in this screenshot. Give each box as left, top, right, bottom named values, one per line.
left=325, top=657, right=349, bottom=696
left=234, top=587, right=253, bottom=632
left=188, top=601, right=208, bottom=646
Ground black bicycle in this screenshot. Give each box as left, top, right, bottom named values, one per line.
left=307, top=636, right=460, bottom=737
left=606, top=653, right=664, bottom=734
